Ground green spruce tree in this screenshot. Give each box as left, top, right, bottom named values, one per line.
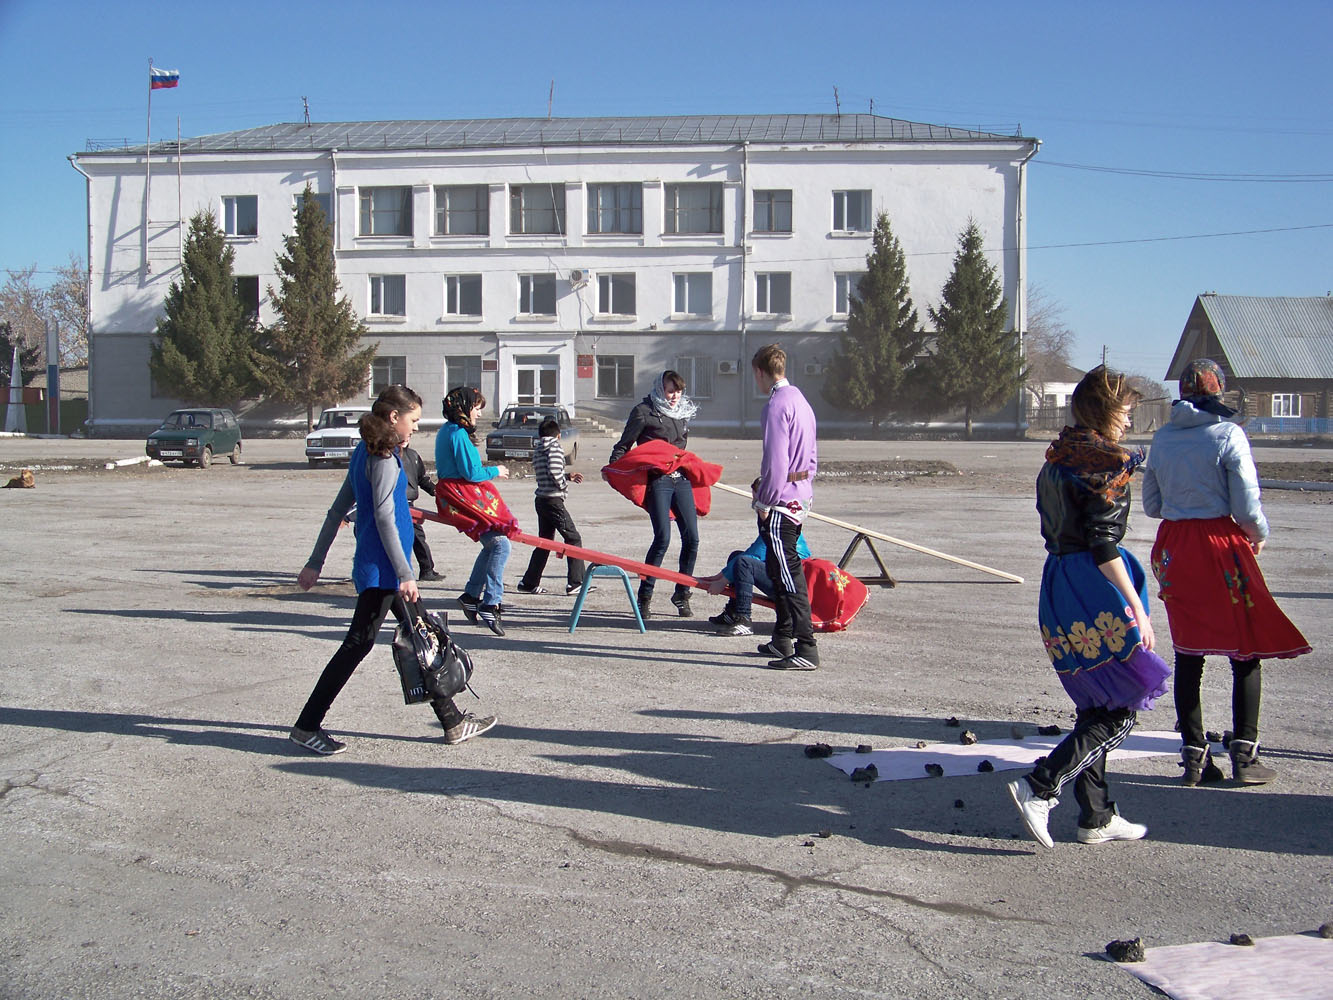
left=823, top=213, right=928, bottom=427
left=149, top=211, right=260, bottom=405
left=924, top=218, right=1026, bottom=439
left=254, top=185, right=375, bottom=429
left=0, top=320, right=43, bottom=386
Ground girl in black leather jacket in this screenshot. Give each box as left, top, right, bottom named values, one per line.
left=1006, top=366, right=1172, bottom=849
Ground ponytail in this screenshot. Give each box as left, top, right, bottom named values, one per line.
left=360, top=384, right=423, bottom=456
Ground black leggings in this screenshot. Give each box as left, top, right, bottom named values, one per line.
left=296, top=588, right=462, bottom=732
left=1174, top=653, right=1262, bottom=747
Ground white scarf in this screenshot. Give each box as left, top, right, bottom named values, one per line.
left=650, top=371, right=698, bottom=421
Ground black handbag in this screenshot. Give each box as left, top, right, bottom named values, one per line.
left=391, top=602, right=475, bottom=705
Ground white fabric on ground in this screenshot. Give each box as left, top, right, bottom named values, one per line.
left=824, top=730, right=1183, bottom=782
left=1120, top=934, right=1333, bottom=1000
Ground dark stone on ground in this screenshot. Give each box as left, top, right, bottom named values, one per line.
left=945, top=716, right=961, bottom=727
left=1319, top=923, right=1333, bottom=939
left=1038, top=724, right=1062, bottom=736
left=1106, top=938, right=1146, bottom=963
left=855, top=744, right=872, bottom=753
left=925, top=763, right=944, bottom=777
left=978, top=760, right=994, bottom=772
left=960, top=730, right=978, bottom=745
left=805, top=743, right=833, bottom=758
left=849, top=765, right=878, bottom=783
left=954, top=799, right=965, bottom=809
left=1229, top=933, right=1254, bottom=946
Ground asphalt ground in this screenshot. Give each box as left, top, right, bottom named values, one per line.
left=1, top=433, right=1330, bottom=999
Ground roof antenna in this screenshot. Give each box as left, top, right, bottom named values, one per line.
left=833, top=86, right=840, bottom=118
left=548, top=80, right=554, bottom=119
left=869, top=98, right=874, bottom=116
left=302, top=96, right=310, bottom=126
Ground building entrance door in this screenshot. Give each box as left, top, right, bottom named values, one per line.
left=515, top=360, right=558, bottom=405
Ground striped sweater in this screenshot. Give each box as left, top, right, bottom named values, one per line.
left=533, top=435, right=570, bottom=499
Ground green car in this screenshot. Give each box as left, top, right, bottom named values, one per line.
left=145, top=408, right=242, bottom=468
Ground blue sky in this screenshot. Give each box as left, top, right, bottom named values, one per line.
left=2, top=0, right=1329, bottom=380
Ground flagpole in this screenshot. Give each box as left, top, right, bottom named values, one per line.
left=145, top=57, right=153, bottom=276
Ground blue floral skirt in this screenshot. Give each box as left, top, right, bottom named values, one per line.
left=1038, top=546, right=1172, bottom=711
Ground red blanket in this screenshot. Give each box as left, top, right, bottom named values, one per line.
left=434, top=479, right=520, bottom=542
left=804, top=558, right=870, bottom=632
left=601, top=439, right=724, bottom=517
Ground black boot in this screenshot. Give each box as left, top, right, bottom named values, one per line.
left=1180, top=745, right=1225, bottom=786
left=1229, top=739, right=1277, bottom=785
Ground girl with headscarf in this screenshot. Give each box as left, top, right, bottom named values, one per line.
left=1142, top=359, right=1310, bottom=786
left=1008, top=366, right=1172, bottom=849
left=607, top=370, right=701, bottom=619
left=436, top=386, right=512, bottom=636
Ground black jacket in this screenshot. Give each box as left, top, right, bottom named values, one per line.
left=608, top=398, right=689, bottom=463
left=400, top=446, right=437, bottom=504
left=1036, top=461, right=1129, bottom=565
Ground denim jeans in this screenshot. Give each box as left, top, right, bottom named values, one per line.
left=640, top=473, right=699, bottom=600
left=465, top=530, right=511, bottom=605
left=730, top=555, right=774, bottom=617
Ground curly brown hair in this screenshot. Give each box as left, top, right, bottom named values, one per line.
left=359, top=384, right=423, bottom=456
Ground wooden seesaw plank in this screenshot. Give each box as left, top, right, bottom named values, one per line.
left=712, top=481, right=1024, bottom=584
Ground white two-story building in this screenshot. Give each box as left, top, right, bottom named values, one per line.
left=71, top=114, right=1039, bottom=433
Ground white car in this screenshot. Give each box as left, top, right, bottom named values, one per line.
left=305, top=406, right=371, bottom=465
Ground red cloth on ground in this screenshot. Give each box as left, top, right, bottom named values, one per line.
left=601, top=439, right=723, bottom=516
left=434, top=479, right=520, bottom=542
left=803, top=558, right=870, bottom=632
left=1151, top=516, right=1311, bottom=660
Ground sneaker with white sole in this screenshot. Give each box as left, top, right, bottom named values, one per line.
left=765, top=653, right=818, bottom=670
left=1076, top=813, right=1148, bottom=845
left=516, top=583, right=548, bottom=595
left=717, top=616, right=754, bottom=636
left=457, top=593, right=480, bottom=623
left=477, top=604, right=505, bottom=636
left=289, top=726, right=347, bottom=755
left=567, top=582, right=595, bottom=595
left=443, top=713, right=497, bottom=745
left=756, top=639, right=794, bottom=658
left=1007, top=778, right=1057, bottom=849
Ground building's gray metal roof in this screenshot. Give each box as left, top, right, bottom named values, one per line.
left=1177, top=294, right=1333, bottom=380
left=84, top=114, right=1034, bottom=156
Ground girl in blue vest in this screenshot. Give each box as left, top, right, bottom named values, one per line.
left=291, top=385, right=496, bottom=754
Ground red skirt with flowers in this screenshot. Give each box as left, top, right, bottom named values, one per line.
left=1151, top=517, right=1311, bottom=660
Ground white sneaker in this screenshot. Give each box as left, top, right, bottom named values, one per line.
left=1007, top=778, right=1057, bottom=849
left=1077, top=813, right=1148, bottom=845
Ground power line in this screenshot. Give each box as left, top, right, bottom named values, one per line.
left=1038, top=160, right=1333, bottom=182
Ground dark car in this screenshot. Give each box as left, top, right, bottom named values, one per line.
left=145, top=408, right=242, bottom=468
left=484, top=405, right=578, bottom=463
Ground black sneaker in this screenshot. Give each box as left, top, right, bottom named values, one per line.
left=516, top=583, right=548, bottom=595
left=478, top=604, right=505, bottom=636
left=419, top=569, right=445, bottom=582
left=765, top=653, right=819, bottom=671
left=567, top=582, right=596, bottom=595
left=671, top=592, right=693, bottom=618
left=709, top=609, right=739, bottom=627
left=457, top=593, right=480, bottom=623
left=289, top=726, right=347, bottom=755
left=637, top=598, right=652, bottom=620
left=717, top=616, right=753, bottom=636
left=443, top=713, right=498, bottom=745
left=756, top=639, right=794, bottom=658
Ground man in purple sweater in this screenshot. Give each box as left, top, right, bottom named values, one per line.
left=751, top=344, right=820, bottom=670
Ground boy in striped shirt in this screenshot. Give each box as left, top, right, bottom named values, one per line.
left=517, top=418, right=588, bottom=595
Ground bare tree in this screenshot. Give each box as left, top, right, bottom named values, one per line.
left=48, top=254, right=89, bottom=365
left=1024, top=284, right=1076, bottom=398
left=0, top=266, right=48, bottom=366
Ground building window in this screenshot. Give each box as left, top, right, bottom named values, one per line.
left=294, top=190, right=332, bottom=226
left=587, top=183, right=643, bottom=234
left=359, top=186, right=412, bottom=236
left=664, top=183, right=724, bottom=234
left=510, top=184, right=566, bottom=235
left=222, top=195, right=258, bottom=237
left=518, top=273, right=557, bottom=315
left=1272, top=393, right=1301, bottom=417
left=834, top=272, right=866, bottom=314
left=672, top=273, right=712, bottom=316
left=444, top=275, right=482, bottom=317
left=445, top=354, right=483, bottom=391
left=753, top=190, right=792, bottom=233
left=673, top=356, right=714, bottom=400
left=596, top=355, right=635, bottom=398
left=755, top=272, right=792, bottom=314
left=435, top=185, right=489, bottom=236
left=234, top=275, right=260, bottom=319
left=370, top=355, right=406, bottom=396
left=832, top=190, right=871, bottom=232
left=597, top=273, right=636, bottom=315
left=369, top=274, right=406, bottom=316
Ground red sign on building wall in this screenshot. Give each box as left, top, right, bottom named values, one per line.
left=577, top=354, right=594, bottom=378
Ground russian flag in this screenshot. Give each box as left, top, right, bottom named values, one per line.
left=150, top=67, right=180, bottom=90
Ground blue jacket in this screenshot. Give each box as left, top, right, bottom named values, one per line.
left=435, top=422, right=498, bottom=482
left=721, top=533, right=812, bottom=583
left=1141, top=400, right=1268, bottom=543
left=348, top=442, right=414, bottom=591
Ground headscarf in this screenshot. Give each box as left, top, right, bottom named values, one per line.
left=1179, top=358, right=1237, bottom=418
left=650, top=371, right=698, bottom=421
left=443, top=386, right=485, bottom=440
left=1046, top=426, right=1145, bottom=500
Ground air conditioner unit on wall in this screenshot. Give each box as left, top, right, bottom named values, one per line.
left=569, top=268, right=590, bottom=285
left=716, top=360, right=738, bottom=375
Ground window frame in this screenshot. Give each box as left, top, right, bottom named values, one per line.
left=444, top=354, right=483, bottom=391
left=509, top=184, right=566, bottom=235
left=834, top=271, right=867, bottom=315
left=370, top=355, right=407, bottom=397
left=222, top=195, right=258, bottom=237
left=755, top=272, right=792, bottom=315
left=443, top=274, right=483, bottom=317
left=434, top=184, right=489, bottom=236
left=234, top=275, right=260, bottom=320
left=664, top=182, right=724, bottom=235
left=1271, top=392, right=1301, bottom=418
left=832, top=189, right=872, bottom=233
left=586, top=183, right=644, bottom=235
left=595, top=355, right=635, bottom=399
left=673, top=355, right=715, bottom=400
left=596, top=272, right=637, bottom=316
left=518, top=273, right=558, bottom=316
left=358, top=186, right=413, bottom=237
left=368, top=274, right=407, bottom=317
left=671, top=272, right=713, bottom=317
left=753, top=189, right=793, bottom=234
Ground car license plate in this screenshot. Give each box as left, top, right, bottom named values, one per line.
left=159, top=450, right=183, bottom=457
left=505, top=449, right=530, bottom=458
left=324, top=450, right=352, bottom=459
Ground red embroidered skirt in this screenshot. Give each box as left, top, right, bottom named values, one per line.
left=1150, top=517, right=1311, bottom=661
